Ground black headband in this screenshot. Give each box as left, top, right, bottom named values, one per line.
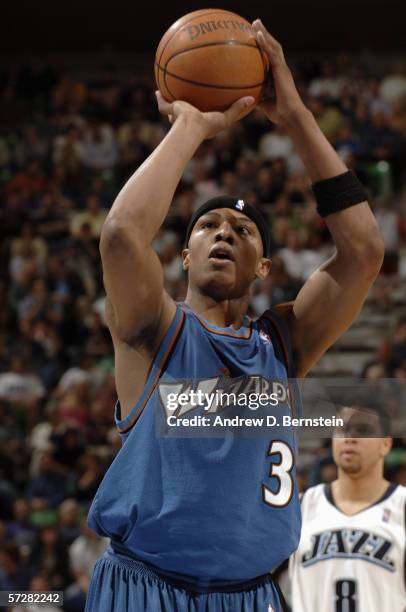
left=184, top=196, right=270, bottom=257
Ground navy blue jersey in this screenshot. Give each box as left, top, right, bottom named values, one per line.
left=88, top=303, right=302, bottom=581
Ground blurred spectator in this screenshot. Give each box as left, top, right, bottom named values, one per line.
left=0, top=355, right=45, bottom=405
left=379, top=62, right=406, bottom=104
left=25, top=451, right=67, bottom=509
left=65, top=520, right=109, bottom=610
left=58, top=499, right=81, bottom=546
left=74, top=454, right=103, bottom=503
left=77, top=120, right=118, bottom=170
left=0, top=544, right=32, bottom=590
left=70, top=195, right=107, bottom=239
left=259, top=125, right=293, bottom=162
left=6, top=159, right=48, bottom=200
left=308, top=60, right=345, bottom=98
left=6, top=498, right=36, bottom=547
left=28, top=526, right=71, bottom=589
left=31, top=191, right=70, bottom=245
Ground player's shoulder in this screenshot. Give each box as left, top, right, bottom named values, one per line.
left=258, top=303, right=294, bottom=330
left=391, top=483, right=406, bottom=503
left=300, top=483, right=326, bottom=507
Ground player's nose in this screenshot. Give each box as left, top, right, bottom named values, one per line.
left=214, top=221, right=234, bottom=244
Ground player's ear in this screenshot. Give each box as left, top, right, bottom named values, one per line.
left=381, top=436, right=393, bottom=457
left=182, top=248, right=190, bottom=271
left=255, top=257, right=272, bottom=280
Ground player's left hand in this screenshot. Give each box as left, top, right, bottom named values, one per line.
left=155, top=91, right=255, bottom=140
left=252, top=19, right=308, bottom=126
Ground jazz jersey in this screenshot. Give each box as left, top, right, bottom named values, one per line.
left=88, top=303, right=302, bottom=582
left=289, top=483, right=406, bottom=612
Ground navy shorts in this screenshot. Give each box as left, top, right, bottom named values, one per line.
left=85, top=547, right=286, bottom=612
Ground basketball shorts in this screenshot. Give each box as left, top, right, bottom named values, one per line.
left=85, top=546, right=286, bottom=612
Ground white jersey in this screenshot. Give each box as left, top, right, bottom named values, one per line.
left=289, top=483, right=406, bottom=612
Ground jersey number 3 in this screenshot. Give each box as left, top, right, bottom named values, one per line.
left=262, top=441, right=294, bottom=507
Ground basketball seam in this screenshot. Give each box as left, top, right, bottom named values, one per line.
left=165, top=39, right=261, bottom=63
left=156, top=62, right=267, bottom=90
left=156, top=10, right=244, bottom=68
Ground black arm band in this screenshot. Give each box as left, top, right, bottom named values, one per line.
left=312, top=171, right=368, bottom=218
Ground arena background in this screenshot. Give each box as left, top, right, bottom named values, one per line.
left=0, top=1, right=405, bottom=610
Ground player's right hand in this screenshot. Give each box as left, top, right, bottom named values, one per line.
left=155, top=91, right=255, bottom=140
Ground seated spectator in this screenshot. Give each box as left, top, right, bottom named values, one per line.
left=64, top=520, right=109, bottom=611
left=379, top=61, right=406, bottom=104
left=0, top=544, right=32, bottom=590
left=334, top=122, right=363, bottom=157
left=5, top=159, right=48, bottom=201
left=28, top=525, right=71, bottom=590
left=17, top=278, right=63, bottom=326
left=70, top=195, right=107, bottom=239
left=74, top=453, right=103, bottom=503
left=58, top=499, right=81, bottom=546
left=30, top=191, right=70, bottom=246
left=6, top=498, right=36, bottom=547
left=307, top=96, right=343, bottom=139
left=9, top=222, right=48, bottom=280
left=259, top=125, right=293, bottom=162
left=0, top=192, right=31, bottom=241
left=308, top=60, right=345, bottom=99
left=69, top=520, right=109, bottom=586
left=0, top=355, right=45, bottom=406
left=266, top=256, right=302, bottom=305
left=77, top=119, right=118, bottom=171
left=51, top=425, right=86, bottom=468
left=53, top=124, right=83, bottom=178
left=25, top=450, right=67, bottom=509
left=117, top=122, right=151, bottom=183
left=278, top=228, right=309, bottom=281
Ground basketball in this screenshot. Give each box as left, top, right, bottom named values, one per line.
left=154, top=9, right=269, bottom=112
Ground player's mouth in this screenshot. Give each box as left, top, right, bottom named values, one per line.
left=208, top=245, right=235, bottom=264
left=341, top=449, right=357, bottom=458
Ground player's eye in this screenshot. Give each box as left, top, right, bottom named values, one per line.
left=237, top=226, right=250, bottom=236
left=201, top=221, right=215, bottom=229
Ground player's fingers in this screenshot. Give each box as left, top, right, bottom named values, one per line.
left=224, top=96, right=256, bottom=123
left=252, top=20, right=285, bottom=65
left=155, top=90, right=173, bottom=116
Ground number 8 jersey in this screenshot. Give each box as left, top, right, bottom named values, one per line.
left=289, top=482, right=406, bottom=612
left=87, top=303, right=302, bottom=581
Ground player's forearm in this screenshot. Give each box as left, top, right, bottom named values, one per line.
left=103, top=114, right=206, bottom=244
left=283, top=107, right=347, bottom=182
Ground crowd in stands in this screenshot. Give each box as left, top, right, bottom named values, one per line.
left=0, top=54, right=405, bottom=609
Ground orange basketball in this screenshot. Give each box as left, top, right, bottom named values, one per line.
left=154, top=9, right=269, bottom=112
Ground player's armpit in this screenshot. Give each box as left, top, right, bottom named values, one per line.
left=277, top=250, right=383, bottom=378
left=100, top=221, right=176, bottom=348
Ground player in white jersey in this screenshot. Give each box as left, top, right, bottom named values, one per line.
left=289, top=398, right=406, bottom=612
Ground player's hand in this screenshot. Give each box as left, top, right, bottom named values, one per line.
left=155, top=91, right=255, bottom=139
left=252, top=19, right=308, bottom=125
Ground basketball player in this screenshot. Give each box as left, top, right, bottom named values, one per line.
left=289, top=399, right=406, bottom=611
left=85, top=20, right=384, bottom=612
